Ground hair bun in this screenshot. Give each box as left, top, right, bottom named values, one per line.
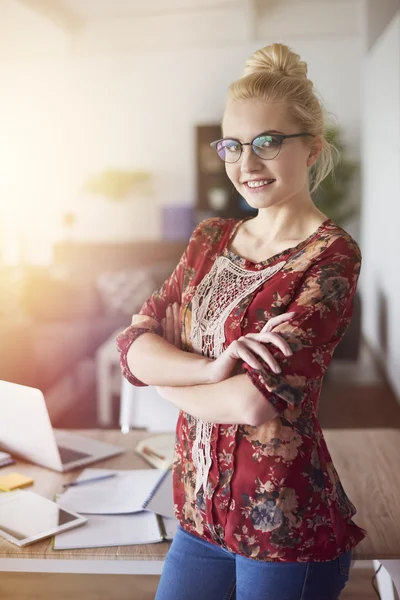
left=243, top=43, right=309, bottom=80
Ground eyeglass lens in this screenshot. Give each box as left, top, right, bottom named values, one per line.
left=216, top=135, right=281, bottom=163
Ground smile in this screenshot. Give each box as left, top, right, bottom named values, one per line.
left=244, top=179, right=276, bottom=190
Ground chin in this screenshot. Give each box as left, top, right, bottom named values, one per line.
left=241, top=190, right=281, bottom=210
left=241, top=186, right=297, bottom=211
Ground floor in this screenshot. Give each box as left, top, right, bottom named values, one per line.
left=19, top=342, right=400, bottom=600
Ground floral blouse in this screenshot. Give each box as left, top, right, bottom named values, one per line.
left=116, top=216, right=367, bottom=562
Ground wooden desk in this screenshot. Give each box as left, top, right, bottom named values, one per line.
left=0, top=430, right=171, bottom=575
left=0, top=428, right=400, bottom=597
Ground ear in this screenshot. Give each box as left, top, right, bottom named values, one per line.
left=306, top=135, right=323, bottom=168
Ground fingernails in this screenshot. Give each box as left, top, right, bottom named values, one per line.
left=273, top=365, right=281, bottom=373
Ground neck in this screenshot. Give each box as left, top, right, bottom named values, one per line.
left=245, top=194, right=326, bottom=243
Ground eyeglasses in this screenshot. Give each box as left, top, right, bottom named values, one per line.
left=210, top=132, right=314, bottom=163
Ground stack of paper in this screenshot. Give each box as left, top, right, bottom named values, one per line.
left=54, top=468, right=178, bottom=550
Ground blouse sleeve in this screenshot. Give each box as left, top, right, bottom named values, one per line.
left=116, top=219, right=206, bottom=386
left=242, top=237, right=362, bottom=415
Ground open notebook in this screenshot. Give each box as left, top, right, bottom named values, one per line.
left=57, top=468, right=174, bottom=518
left=53, top=511, right=178, bottom=550
left=54, top=468, right=177, bottom=550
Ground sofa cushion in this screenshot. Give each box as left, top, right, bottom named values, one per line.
left=96, top=268, right=157, bottom=318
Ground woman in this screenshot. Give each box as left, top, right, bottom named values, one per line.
left=116, top=42, right=367, bottom=600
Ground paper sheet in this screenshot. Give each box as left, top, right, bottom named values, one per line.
left=58, top=468, right=165, bottom=515
left=144, top=470, right=175, bottom=519
left=162, top=517, right=179, bottom=540
left=54, top=511, right=163, bottom=549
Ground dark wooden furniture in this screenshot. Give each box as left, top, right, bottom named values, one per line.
left=195, top=124, right=257, bottom=220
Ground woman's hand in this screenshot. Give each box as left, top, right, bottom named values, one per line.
left=206, top=312, right=296, bottom=385
left=161, top=302, right=182, bottom=349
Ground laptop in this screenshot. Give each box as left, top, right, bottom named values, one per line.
left=0, top=380, right=125, bottom=472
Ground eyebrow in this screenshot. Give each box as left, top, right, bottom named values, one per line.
left=260, top=130, right=284, bottom=135
left=221, top=129, right=285, bottom=139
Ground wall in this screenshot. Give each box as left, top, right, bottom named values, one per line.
left=0, top=0, right=364, bottom=262
left=0, top=0, right=69, bottom=58
left=366, top=0, right=400, bottom=48
left=0, top=0, right=70, bottom=263
left=360, top=7, right=400, bottom=397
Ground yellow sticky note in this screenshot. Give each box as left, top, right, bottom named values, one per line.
left=0, top=472, right=34, bottom=491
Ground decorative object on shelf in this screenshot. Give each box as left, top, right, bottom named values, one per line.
left=80, top=168, right=157, bottom=242
left=207, top=187, right=229, bottom=211
left=312, top=125, right=359, bottom=225
left=161, top=205, right=195, bottom=241
left=83, top=169, right=152, bottom=201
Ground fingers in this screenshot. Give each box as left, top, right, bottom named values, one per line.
left=172, top=302, right=181, bottom=349
left=239, top=337, right=281, bottom=374
left=245, top=331, right=292, bottom=357
left=162, top=303, right=181, bottom=348
left=231, top=340, right=265, bottom=371
left=228, top=338, right=278, bottom=373
left=261, top=312, right=296, bottom=333
left=165, top=305, right=175, bottom=344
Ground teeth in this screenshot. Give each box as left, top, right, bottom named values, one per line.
left=247, top=179, right=274, bottom=188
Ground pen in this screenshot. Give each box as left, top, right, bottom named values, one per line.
left=62, top=473, right=117, bottom=488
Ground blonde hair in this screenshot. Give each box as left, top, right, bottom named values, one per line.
left=225, top=43, right=339, bottom=194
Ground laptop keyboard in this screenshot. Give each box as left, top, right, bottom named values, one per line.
left=57, top=445, right=91, bottom=464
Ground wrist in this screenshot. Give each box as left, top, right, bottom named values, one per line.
left=187, top=354, right=215, bottom=385
left=200, top=356, right=218, bottom=384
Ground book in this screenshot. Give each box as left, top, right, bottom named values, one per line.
left=57, top=468, right=175, bottom=519
left=135, top=433, right=175, bottom=470
left=0, top=451, right=15, bottom=468
left=53, top=511, right=178, bottom=550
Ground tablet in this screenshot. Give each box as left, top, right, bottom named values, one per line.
left=0, top=490, right=87, bottom=547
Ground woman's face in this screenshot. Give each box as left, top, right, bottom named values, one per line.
left=222, top=98, right=321, bottom=211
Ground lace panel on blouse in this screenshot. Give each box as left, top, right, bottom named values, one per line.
left=189, top=255, right=286, bottom=495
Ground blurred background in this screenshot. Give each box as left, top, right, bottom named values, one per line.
left=1, top=1, right=400, bottom=598
left=0, top=0, right=399, bottom=434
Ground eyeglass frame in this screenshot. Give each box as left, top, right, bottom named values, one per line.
left=210, top=131, right=315, bottom=163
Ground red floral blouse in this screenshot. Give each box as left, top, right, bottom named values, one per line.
left=116, top=216, right=367, bottom=562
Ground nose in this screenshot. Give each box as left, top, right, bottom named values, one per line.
left=240, top=144, right=263, bottom=174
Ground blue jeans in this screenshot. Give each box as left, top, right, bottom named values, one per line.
left=155, top=525, right=353, bottom=600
